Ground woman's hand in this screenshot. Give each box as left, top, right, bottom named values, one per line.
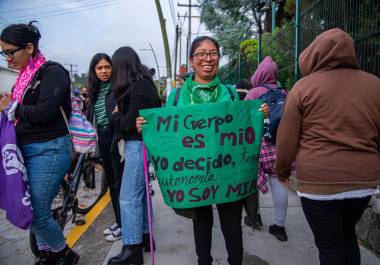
left=0, top=92, right=11, bottom=112
left=259, top=103, right=269, bottom=118
left=136, top=116, right=146, bottom=133
left=112, top=105, right=119, bottom=114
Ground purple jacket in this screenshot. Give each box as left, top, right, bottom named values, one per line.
left=245, top=56, right=281, bottom=100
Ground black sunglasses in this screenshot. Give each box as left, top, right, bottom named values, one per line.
left=0, top=47, right=24, bottom=58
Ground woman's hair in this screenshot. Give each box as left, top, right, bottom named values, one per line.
left=0, top=21, right=41, bottom=56
left=112, top=46, right=152, bottom=101
left=87, top=53, right=112, bottom=103
left=189, top=36, right=220, bottom=58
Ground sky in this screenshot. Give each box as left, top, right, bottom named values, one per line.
left=0, top=0, right=211, bottom=78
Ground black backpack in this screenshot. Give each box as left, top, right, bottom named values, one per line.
left=173, top=85, right=236, bottom=106
left=258, top=84, right=287, bottom=144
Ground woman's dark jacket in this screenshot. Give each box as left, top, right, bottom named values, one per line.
left=15, top=62, right=71, bottom=145
left=115, top=78, right=161, bottom=141
left=87, top=85, right=121, bottom=154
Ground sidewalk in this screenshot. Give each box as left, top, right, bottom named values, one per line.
left=102, top=180, right=380, bottom=265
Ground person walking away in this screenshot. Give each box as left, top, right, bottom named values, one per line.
left=0, top=21, right=78, bottom=265
left=276, top=28, right=380, bottom=265
left=107, top=46, right=161, bottom=265
left=87, top=53, right=124, bottom=242
left=244, top=56, right=289, bottom=241
left=136, top=36, right=269, bottom=265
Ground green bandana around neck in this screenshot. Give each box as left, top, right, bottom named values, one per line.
left=182, top=75, right=222, bottom=105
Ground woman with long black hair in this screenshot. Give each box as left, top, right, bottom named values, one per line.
left=107, top=47, right=161, bottom=265
left=87, top=53, right=124, bottom=242
left=0, top=22, right=77, bottom=265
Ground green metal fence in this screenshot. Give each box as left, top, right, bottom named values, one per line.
left=300, top=0, right=380, bottom=78
left=221, top=0, right=380, bottom=88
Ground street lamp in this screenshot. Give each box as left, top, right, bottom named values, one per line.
left=140, top=42, right=161, bottom=82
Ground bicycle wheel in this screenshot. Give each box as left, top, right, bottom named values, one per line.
left=76, top=160, right=107, bottom=214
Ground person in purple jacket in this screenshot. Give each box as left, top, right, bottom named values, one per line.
left=244, top=56, right=289, bottom=241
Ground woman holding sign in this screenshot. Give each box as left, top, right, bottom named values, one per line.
left=137, top=36, right=268, bottom=265
left=107, top=47, right=161, bottom=265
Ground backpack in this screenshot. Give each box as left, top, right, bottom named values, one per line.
left=60, top=96, right=97, bottom=154
left=258, top=84, right=287, bottom=144
left=173, top=85, right=237, bottom=106
left=33, top=61, right=97, bottom=154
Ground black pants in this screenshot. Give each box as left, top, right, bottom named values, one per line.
left=301, top=196, right=371, bottom=265
left=193, top=199, right=244, bottom=265
left=243, top=191, right=259, bottom=224
left=98, top=127, right=124, bottom=227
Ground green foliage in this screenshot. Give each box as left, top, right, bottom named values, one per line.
left=220, top=22, right=296, bottom=89
left=199, top=0, right=266, bottom=59
left=261, top=22, right=295, bottom=88
left=73, top=73, right=88, bottom=88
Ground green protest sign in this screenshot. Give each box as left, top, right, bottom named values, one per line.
left=140, top=100, right=263, bottom=209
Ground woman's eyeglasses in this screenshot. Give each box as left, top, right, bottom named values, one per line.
left=193, top=51, right=219, bottom=60
left=0, top=47, right=24, bottom=59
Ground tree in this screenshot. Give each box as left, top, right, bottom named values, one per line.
left=199, top=0, right=268, bottom=59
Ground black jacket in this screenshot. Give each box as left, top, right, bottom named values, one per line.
left=15, top=62, right=71, bottom=145
left=115, top=78, right=161, bottom=141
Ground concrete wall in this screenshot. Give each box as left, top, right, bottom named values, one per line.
left=0, top=66, right=17, bottom=93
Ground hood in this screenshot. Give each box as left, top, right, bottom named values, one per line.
left=299, top=28, right=360, bottom=77
left=250, top=56, right=278, bottom=88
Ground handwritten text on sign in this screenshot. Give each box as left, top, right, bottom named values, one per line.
left=140, top=100, right=263, bottom=208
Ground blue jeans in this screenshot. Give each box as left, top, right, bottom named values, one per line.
left=120, top=140, right=149, bottom=245
left=20, top=135, right=72, bottom=251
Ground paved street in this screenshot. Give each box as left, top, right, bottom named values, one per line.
left=1, top=180, right=379, bottom=265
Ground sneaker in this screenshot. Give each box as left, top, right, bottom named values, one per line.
left=268, top=224, right=288, bottom=241
left=103, top=223, right=119, bottom=235
left=106, top=228, right=122, bottom=242
left=256, top=213, right=263, bottom=227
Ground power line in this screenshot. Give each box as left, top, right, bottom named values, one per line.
left=5, top=0, right=132, bottom=21
left=0, top=0, right=93, bottom=14
left=168, top=0, right=177, bottom=27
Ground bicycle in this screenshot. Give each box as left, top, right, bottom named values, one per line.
left=29, top=152, right=107, bottom=257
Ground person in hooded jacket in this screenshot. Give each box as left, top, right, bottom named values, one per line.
left=276, top=28, right=380, bottom=265
left=244, top=56, right=289, bottom=241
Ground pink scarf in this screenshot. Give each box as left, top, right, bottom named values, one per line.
left=12, top=52, right=46, bottom=104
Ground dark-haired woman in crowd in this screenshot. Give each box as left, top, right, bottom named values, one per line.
left=137, top=36, right=268, bottom=265
left=0, top=22, right=78, bottom=265
left=87, top=53, right=124, bottom=242
left=107, top=47, right=161, bottom=265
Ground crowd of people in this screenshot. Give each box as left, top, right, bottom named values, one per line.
left=0, top=20, right=379, bottom=265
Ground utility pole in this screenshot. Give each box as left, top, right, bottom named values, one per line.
left=154, top=0, right=172, bottom=93
left=64, top=63, right=78, bottom=83
left=178, top=1, right=200, bottom=68
left=173, top=24, right=180, bottom=80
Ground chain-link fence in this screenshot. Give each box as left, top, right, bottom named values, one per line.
left=220, top=0, right=380, bottom=88
left=301, top=0, right=380, bottom=78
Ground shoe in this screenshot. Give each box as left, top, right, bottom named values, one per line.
left=244, top=215, right=262, bottom=230
left=142, top=233, right=156, bottom=252
left=256, top=213, right=263, bottom=227
left=106, top=228, right=122, bottom=242
left=269, top=224, right=288, bottom=241
left=54, top=246, right=79, bottom=265
left=103, top=223, right=119, bottom=235
left=34, top=250, right=54, bottom=265
left=107, top=244, right=143, bottom=265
